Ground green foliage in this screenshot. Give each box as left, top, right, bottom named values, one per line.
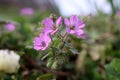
left=37, top=73, right=55, bottom=80
left=106, top=59, right=120, bottom=80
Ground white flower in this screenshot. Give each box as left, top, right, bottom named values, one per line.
left=0, top=49, right=20, bottom=73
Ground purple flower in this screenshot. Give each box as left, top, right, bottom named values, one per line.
left=20, top=7, right=34, bottom=16
left=42, top=17, right=62, bottom=35
left=64, top=15, right=85, bottom=37
left=33, top=33, right=51, bottom=51
left=116, top=11, right=120, bottom=17
left=4, top=23, right=16, bottom=31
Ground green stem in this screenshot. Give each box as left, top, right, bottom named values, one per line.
left=108, top=0, right=116, bottom=16
left=60, top=32, right=69, bottom=50
left=49, top=34, right=54, bottom=45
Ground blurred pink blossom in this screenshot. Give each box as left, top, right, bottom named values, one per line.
left=4, top=23, right=16, bottom=31
left=116, top=11, right=120, bottom=17
left=20, top=7, right=34, bottom=16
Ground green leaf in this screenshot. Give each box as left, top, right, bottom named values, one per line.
left=46, top=58, right=54, bottom=68
left=105, top=59, right=120, bottom=80
left=51, top=61, right=58, bottom=69
left=53, top=37, right=61, bottom=47
left=38, top=73, right=54, bottom=80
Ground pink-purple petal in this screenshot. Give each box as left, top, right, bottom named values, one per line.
left=78, top=23, right=85, bottom=29
left=76, top=20, right=85, bottom=28
left=33, top=33, right=51, bottom=51
left=64, top=18, right=70, bottom=27
left=42, top=18, right=53, bottom=28
left=56, top=16, right=62, bottom=26
left=42, top=26, right=58, bottom=35
left=75, top=29, right=84, bottom=36
left=70, top=15, right=78, bottom=26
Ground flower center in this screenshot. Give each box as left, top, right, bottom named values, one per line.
left=41, top=41, right=46, bottom=47
left=70, top=26, right=75, bottom=30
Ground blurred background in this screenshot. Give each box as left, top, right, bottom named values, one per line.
left=0, top=0, right=120, bottom=16
left=0, top=0, right=120, bottom=80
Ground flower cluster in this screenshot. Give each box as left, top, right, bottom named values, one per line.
left=0, top=49, right=20, bottom=73
left=33, top=15, right=85, bottom=51
left=33, top=16, right=62, bottom=51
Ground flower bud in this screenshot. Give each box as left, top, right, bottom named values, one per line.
left=56, top=17, right=62, bottom=26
